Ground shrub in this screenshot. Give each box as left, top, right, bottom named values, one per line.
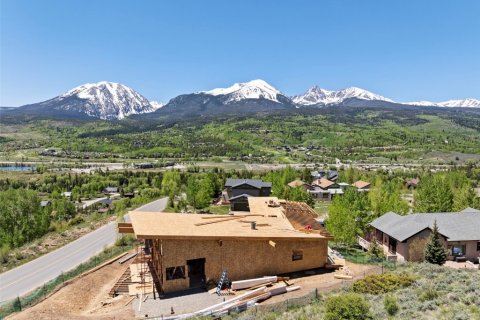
left=0, top=244, right=10, bottom=263
left=353, top=273, right=416, bottom=294
left=68, top=216, right=84, bottom=226
left=324, top=293, right=372, bottom=320
left=367, top=238, right=384, bottom=258
left=115, top=235, right=135, bottom=247
left=419, top=286, right=439, bottom=302
left=14, top=250, right=24, bottom=261
left=384, top=294, right=399, bottom=316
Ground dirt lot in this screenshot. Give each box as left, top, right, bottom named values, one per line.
left=7, top=254, right=380, bottom=319
left=263, top=261, right=380, bottom=304
left=8, top=256, right=135, bottom=320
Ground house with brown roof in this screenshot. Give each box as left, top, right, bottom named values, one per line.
left=287, top=179, right=308, bottom=189
left=352, top=180, right=371, bottom=192
left=121, top=197, right=333, bottom=294
left=308, top=178, right=343, bottom=201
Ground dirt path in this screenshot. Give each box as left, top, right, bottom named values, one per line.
left=8, top=258, right=135, bottom=320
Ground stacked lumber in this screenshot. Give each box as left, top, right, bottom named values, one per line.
left=164, top=285, right=301, bottom=319
left=333, top=266, right=354, bottom=280
left=231, top=276, right=290, bottom=290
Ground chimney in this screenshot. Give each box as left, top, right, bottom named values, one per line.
left=250, top=221, right=256, bottom=230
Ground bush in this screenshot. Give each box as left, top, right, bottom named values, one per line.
left=384, top=294, right=399, bottom=316
left=324, top=293, right=372, bottom=320
left=14, top=251, right=24, bottom=261
left=419, top=286, right=439, bottom=302
left=353, top=273, right=416, bottom=294
left=0, top=244, right=10, bottom=263
left=115, top=235, right=135, bottom=247
left=68, top=216, right=84, bottom=226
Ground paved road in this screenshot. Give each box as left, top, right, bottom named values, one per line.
left=135, top=197, right=168, bottom=212
left=0, top=197, right=168, bottom=303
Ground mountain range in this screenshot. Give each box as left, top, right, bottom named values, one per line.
left=3, top=80, right=480, bottom=120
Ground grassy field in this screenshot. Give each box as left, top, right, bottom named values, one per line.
left=1, top=107, right=480, bottom=164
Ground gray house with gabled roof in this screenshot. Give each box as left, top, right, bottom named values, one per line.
left=224, top=179, right=272, bottom=211
left=363, top=208, right=480, bottom=262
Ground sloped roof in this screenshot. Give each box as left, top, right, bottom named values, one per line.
left=225, top=179, right=272, bottom=189
left=312, top=178, right=335, bottom=189
left=228, top=193, right=251, bottom=201
left=287, top=180, right=306, bottom=188
left=352, top=180, right=370, bottom=189
left=370, top=208, right=480, bottom=242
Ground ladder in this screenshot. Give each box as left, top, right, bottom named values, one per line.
left=216, top=270, right=229, bottom=295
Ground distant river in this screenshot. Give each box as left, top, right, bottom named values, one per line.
left=0, top=166, right=35, bottom=171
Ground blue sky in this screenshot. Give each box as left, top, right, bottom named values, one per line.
left=1, top=0, right=479, bottom=106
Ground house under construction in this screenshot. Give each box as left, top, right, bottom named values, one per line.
left=120, top=197, right=333, bottom=294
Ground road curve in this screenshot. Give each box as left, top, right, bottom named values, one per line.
left=0, top=197, right=168, bottom=303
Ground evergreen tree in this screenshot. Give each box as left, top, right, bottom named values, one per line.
left=424, top=221, right=447, bottom=265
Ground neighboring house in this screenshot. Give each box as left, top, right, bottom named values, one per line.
left=122, top=197, right=333, bottom=294
left=287, top=180, right=310, bottom=190
left=224, top=179, right=272, bottom=211
left=98, top=198, right=114, bottom=213
left=103, top=186, right=119, bottom=194
left=308, top=178, right=343, bottom=201
left=352, top=180, right=370, bottom=192
left=311, top=170, right=338, bottom=181
left=406, top=178, right=420, bottom=189
left=362, top=208, right=480, bottom=262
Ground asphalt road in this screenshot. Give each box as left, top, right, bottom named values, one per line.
left=0, top=197, right=168, bottom=303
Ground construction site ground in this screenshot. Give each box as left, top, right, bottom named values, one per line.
left=7, top=253, right=135, bottom=320
left=7, top=255, right=380, bottom=319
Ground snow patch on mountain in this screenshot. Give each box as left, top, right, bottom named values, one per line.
left=406, top=98, right=480, bottom=108
left=203, top=79, right=283, bottom=103
left=150, top=101, right=165, bottom=110
left=292, top=86, right=393, bottom=105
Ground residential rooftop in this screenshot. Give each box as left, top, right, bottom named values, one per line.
left=370, top=208, right=480, bottom=242
left=224, top=178, right=272, bottom=189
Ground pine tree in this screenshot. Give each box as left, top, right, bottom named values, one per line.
left=424, top=221, right=447, bottom=265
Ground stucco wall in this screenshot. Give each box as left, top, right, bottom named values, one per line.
left=152, top=238, right=328, bottom=293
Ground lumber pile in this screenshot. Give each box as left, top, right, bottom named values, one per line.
left=164, top=285, right=301, bottom=319
left=231, top=276, right=290, bottom=290
left=333, top=266, right=354, bottom=280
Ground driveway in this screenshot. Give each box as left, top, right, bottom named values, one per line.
left=0, top=197, right=168, bottom=303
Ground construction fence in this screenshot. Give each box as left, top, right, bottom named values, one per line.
left=0, top=244, right=134, bottom=319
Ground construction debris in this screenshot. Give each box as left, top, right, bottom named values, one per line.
left=231, top=275, right=289, bottom=290
left=162, top=285, right=301, bottom=319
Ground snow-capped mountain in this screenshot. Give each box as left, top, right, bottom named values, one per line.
left=405, top=98, right=480, bottom=108
left=18, top=81, right=160, bottom=120
left=292, top=86, right=393, bottom=105
left=157, top=79, right=295, bottom=117
left=150, top=101, right=165, bottom=110
left=202, top=79, right=285, bottom=103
